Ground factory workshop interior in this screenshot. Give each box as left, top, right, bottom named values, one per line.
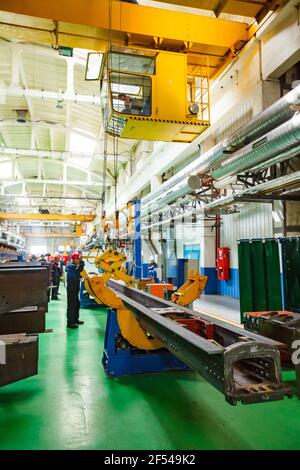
left=2, top=0, right=300, bottom=454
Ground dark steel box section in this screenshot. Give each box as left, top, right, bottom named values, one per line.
left=0, top=266, right=49, bottom=314
left=109, top=280, right=291, bottom=405
left=0, top=334, right=38, bottom=386
left=0, top=306, right=46, bottom=334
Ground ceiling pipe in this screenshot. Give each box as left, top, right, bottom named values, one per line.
left=212, top=113, right=300, bottom=182
left=205, top=170, right=300, bottom=212
left=250, top=143, right=300, bottom=174
left=142, top=84, right=300, bottom=209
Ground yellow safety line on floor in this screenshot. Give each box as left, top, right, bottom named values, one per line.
left=193, top=307, right=243, bottom=328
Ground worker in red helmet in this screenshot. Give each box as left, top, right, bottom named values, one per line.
left=65, top=252, right=85, bottom=329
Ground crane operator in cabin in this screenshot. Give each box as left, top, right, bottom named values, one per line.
left=66, top=253, right=85, bottom=329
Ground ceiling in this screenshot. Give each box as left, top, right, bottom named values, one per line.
left=0, top=39, right=133, bottom=220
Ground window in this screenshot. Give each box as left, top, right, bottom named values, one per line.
left=110, top=72, right=152, bottom=117
left=29, top=245, right=47, bottom=256
left=85, top=52, right=104, bottom=80
left=183, top=244, right=200, bottom=261
left=108, top=52, right=156, bottom=75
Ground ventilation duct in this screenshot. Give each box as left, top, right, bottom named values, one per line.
left=142, top=84, right=300, bottom=208
left=212, top=114, right=300, bottom=182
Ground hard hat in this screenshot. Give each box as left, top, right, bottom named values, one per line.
left=149, top=256, right=154, bottom=260
left=54, top=255, right=60, bottom=261
left=71, top=253, right=81, bottom=260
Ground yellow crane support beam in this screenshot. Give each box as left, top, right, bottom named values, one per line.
left=0, top=0, right=249, bottom=62
left=0, top=213, right=95, bottom=222
left=150, top=0, right=284, bottom=21
left=22, top=232, right=79, bottom=238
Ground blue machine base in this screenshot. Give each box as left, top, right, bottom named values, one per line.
left=80, top=282, right=99, bottom=308
left=102, top=309, right=190, bottom=377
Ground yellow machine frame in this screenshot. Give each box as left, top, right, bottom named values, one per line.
left=81, top=248, right=208, bottom=350
left=101, top=47, right=210, bottom=143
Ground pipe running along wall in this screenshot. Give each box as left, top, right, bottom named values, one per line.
left=141, top=84, right=300, bottom=208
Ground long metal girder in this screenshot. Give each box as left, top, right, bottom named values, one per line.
left=0, top=265, right=49, bottom=314
left=0, top=213, right=95, bottom=222
left=0, top=0, right=249, bottom=71
left=22, top=232, right=78, bottom=238
left=150, top=0, right=284, bottom=21
left=108, top=280, right=291, bottom=405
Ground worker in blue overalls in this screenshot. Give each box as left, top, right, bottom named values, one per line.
left=66, top=253, right=85, bottom=329
left=148, top=256, right=159, bottom=283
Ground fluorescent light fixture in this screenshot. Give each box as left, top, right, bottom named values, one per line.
left=85, top=52, right=104, bottom=81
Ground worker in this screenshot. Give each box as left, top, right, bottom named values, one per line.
left=118, top=93, right=144, bottom=115
left=148, top=256, right=159, bottom=283
left=66, top=253, right=85, bottom=329
left=51, top=256, right=62, bottom=301
left=38, top=254, right=47, bottom=262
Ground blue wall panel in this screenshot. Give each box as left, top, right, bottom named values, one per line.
left=200, top=267, right=218, bottom=294
left=217, top=268, right=240, bottom=299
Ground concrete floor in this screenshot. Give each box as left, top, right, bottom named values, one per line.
left=193, top=295, right=241, bottom=324
left=0, top=290, right=300, bottom=450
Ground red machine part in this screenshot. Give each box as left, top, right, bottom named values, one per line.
left=176, top=317, right=215, bottom=340
left=147, top=283, right=174, bottom=299
left=216, top=247, right=230, bottom=281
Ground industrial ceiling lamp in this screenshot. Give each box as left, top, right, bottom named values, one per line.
left=14, top=109, right=28, bottom=123
left=85, top=52, right=104, bottom=81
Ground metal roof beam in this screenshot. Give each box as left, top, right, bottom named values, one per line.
left=1, top=178, right=105, bottom=187
left=0, top=150, right=117, bottom=178
left=0, top=213, right=95, bottom=222
left=0, top=137, right=130, bottom=162
left=2, top=86, right=101, bottom=105
left=21, top=232, right=79, bottom=238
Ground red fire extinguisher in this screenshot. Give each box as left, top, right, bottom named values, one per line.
left=217, top=247, right=230, bottom=281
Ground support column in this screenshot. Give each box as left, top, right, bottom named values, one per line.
left=200, top=218, right=218, bottom=294
left=129, top=199, right=142, bottom=279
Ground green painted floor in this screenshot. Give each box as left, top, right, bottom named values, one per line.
left=1, top=290, right=300, bottom=450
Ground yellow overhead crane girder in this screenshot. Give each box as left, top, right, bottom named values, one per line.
left=0, top=0, right=250, bottom=75
left=150, top=0, right=283, bottom=22
left=0, top=213, right=95, bottom=222
left=22, top=232, right=79, bottom=238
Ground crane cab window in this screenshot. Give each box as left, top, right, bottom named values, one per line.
left=108, top=52, right=156, bottom=75
left=110, top=72, right=152, bottom=116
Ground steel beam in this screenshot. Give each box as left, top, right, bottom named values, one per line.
left=0, top=0, right=249, bottom=50
left=22, top=232, right=78, bottom=238
left=0, top=213, right=95, bottom=222
left=108, top=280, right=291, bottom=404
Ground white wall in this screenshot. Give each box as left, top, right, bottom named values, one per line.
left=220, top=203, right=274, bottom=269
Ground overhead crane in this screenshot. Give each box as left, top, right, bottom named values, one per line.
left=0, top=0, right=258, bottom=141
